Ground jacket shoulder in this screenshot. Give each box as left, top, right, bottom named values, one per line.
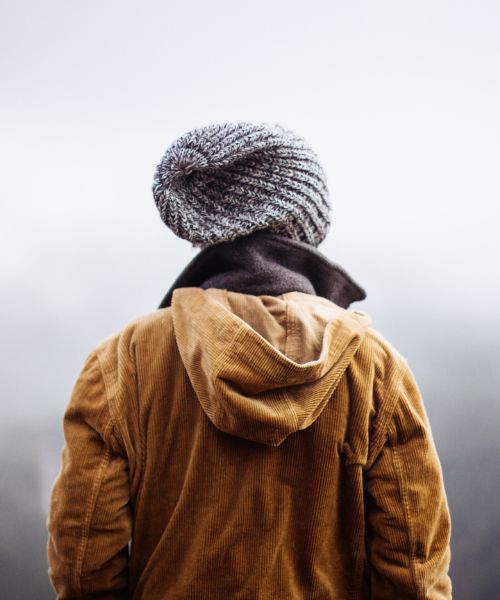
left=352, top=322, right=409, bottom=393
left=89, top=308, right=175, bottom=413
left=346, top=324, right=410, bottom=467
left=92, top=307, right=174, bottom=361
left=84, top=308, right=175, bottom=457
left=363, top=324, right=407, bottom=368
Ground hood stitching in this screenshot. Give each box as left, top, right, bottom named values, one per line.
left=284, top=297, right=293, bottom=360
left=227, top=313, right=365, bottom=378
left=210, top=323, right=248, bottom=429
left=172, top=286, right=373, bottom=447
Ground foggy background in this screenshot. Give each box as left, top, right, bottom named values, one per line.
left=1, top=1, right=499, bottom=598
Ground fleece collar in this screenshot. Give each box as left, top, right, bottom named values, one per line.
left=159, top=230, right=367, bottom=309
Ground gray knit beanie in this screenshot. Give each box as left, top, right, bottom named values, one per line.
left=152, top=122, right=331, bottom=248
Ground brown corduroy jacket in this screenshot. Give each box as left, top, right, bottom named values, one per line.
left=47, top=286, right=452, bottom=599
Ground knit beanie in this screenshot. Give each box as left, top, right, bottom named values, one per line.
left=152, top=122, right=331, bottom=248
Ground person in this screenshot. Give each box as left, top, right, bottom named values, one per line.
left=46, top=122, right=452, bottom=599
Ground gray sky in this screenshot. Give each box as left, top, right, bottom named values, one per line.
left=1, top=0, right=499, bottom=425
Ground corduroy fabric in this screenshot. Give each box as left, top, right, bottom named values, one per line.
left=47, top=287, right=452, bottom=599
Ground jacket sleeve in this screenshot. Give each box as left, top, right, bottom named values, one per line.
left=47, top=349, right=132, bottom=599
left=364, top=359, right=452, bottom=599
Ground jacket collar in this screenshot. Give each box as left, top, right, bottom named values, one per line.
left=158, top=230, right=367, bottom=310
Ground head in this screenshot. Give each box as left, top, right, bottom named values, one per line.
left=152, top=121, right=331, bottom=249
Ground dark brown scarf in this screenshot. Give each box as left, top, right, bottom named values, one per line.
left=158, top=230, right=366, bottom=310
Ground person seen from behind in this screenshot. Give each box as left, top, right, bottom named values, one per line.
left=47, top=121, right=453, bottom=598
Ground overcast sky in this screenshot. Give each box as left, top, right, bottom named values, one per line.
left=1, top=0, right=499, bottom=425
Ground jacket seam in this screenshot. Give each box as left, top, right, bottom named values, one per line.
left=282, top=300, right=300, bottom=426
left=74, top=417, right=113, bottom=589
left=284, top=297, right=292, bottom=358
left=211, top=323, right=247, bottom=424
left=390, top=428, right=424, bottom=599
left=96, top=349, right=127, bottom=452
left=345, top=462, right=368, bottom=600
left=97, top=341, right=142, bottom=503
left=365, top=356, right=407, bottom=470
left=211, top=323, right=246, bottom=377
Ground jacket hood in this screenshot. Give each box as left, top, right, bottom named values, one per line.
left=172, top=287, right=372, bottom=447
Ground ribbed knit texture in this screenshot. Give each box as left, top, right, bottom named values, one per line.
left=152, top=122, right=331, bottom=248
left=47, top=288, right=452, bottom=599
